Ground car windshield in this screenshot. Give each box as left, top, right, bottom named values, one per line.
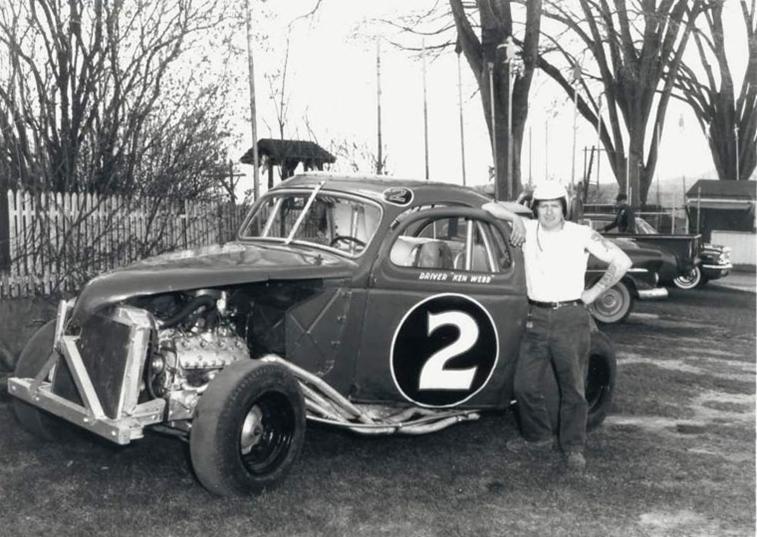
left=240, top=191, right=382, bottom=256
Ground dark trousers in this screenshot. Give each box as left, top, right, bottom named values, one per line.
left=514, top=303, right=591, bottom=451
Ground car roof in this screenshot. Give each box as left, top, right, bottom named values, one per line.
left=273, top=172, right=489, bottom=207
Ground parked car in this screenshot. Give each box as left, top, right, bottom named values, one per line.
left=9, top=174, right=618, bottom=496
left=497, top=201, right=668, bottom=324
left=581, top=214, right=729, bottom=289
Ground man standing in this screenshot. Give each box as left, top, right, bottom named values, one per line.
left=603, top=192, right=635, bottom=233
left=483, top=183, right=631, bottom=472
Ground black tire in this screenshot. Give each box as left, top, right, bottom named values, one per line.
left=588, top=280, right=633, bottom=324
left=672, top=266, right=702, bottom=290
left=12, top=320, right=70, bottom=440
left=698, top=276, right=710, bottom=288
left=585, top=331, right=617, bottom=430
left=189, top=360, right=306, bottom=496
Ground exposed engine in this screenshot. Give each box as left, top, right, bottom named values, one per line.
left=139, top=289, right=250, bottom=425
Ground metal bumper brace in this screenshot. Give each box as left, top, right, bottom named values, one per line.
left=7, top=302, right=165, bottom=445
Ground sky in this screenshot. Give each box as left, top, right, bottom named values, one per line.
left=230, top=0, right=753, bottom=197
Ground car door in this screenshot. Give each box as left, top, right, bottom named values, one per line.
left=352, top=207, right=528, bottom=409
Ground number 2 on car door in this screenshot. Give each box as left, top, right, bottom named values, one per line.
left=419, top=310, right=478, bottom=390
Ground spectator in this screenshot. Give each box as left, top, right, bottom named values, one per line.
left=603, top=193, right=635, bottom=233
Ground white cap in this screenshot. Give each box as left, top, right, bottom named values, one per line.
left=532, top=183, right=568, bottom=202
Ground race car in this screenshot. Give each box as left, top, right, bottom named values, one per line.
left=8, top=173, right=617, bottom=496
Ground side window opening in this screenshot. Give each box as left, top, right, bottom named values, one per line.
left=389, top=215, right=511, bottom=273
left=485, top=222, right=513, bottom=270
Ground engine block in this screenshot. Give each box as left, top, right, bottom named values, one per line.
left=171, top=330, right=250, bottom=370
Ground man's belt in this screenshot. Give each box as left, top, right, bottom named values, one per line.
left=528, top=299, right=584, bottom=309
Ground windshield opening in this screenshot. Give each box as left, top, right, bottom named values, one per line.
left=241, top=191, right=382, bottom=256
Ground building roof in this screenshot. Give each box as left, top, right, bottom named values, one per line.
left=685, top=179, right=756, bottom=200
left=240, top=139, right=336, bottom=165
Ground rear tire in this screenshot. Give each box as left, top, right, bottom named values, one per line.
left=588, top=280, right=633, bottom=324
left=12, top=320, right=70, bottom=440
left=585, top=331, right=617, bottom=430
left=189, top=360, right=306, bottom=496
left=673, top=266, right=702, bottom=290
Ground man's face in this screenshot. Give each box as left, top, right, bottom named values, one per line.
left=535, top=199, right=564, bottom=229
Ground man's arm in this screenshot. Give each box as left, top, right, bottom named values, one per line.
left=602, top=211, right=621, bottom=232
left=482, top=201, right=527, bottom=246
left=582, top=231, right=633, bottom=305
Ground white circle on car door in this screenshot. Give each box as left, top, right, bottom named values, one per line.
left=390, top=293, right=499, bottom=407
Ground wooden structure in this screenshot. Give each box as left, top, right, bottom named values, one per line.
left=240, top=139, right=336, bottom=189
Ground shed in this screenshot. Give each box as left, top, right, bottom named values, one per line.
left=240, top=139, right=336, bottom=189
left=685, top=179, right=756, bottom=267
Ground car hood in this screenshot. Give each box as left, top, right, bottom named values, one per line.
left=72, top=241, right=356, bottom=317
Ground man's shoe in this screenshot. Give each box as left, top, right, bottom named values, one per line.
left=565, top=450, right=586, bottom=472
left=506, top=436, right=553, bottom=454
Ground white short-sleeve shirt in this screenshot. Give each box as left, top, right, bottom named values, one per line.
left=522, top=219, right=594, bottom=302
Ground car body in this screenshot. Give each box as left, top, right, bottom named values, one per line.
left=8, top=174, right=618, bottom=496
left=697, top=243, right=733, bottom=285
left=581, top=214, right=729, bottom=289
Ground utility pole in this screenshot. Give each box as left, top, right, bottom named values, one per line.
left=735, top=124, right=740, bottom=180
left=595, top=94, right=603, bottom=193
left=457, top=50, right=467, bottom=186
left=570, top=63, right=581, bottom=187
left=376, top=38, right=383, bottom=175
left=422, top=40, right=430, bottom=180
left=244, top=0, right=260, bottom=200
left=488, top=62, right=498, bottom=198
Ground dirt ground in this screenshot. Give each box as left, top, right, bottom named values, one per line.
left=0, top=284, right=753, bottom=537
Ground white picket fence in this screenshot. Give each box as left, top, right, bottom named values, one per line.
left=1, top=189, right=246, bottom=298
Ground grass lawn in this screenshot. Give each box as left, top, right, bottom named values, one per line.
left=0, top=286, right=753, bottom=537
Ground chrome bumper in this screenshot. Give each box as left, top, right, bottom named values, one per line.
left=637, top=288, right=669, bottom=300
left=702, top=263, right=733, bottom=270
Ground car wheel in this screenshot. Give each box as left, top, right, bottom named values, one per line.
left=12, top=320, right=71, bottom=440
left=672, top=266, right=702, bottom=290
left=189, top=360, right=306, bottom=496
left=585, top=331, right=617, bottom=431
left=587, top=281, right=633, bottom=324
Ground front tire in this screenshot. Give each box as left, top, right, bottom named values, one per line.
left=587, top=280, right=633, bottom=324
left=189, top=360, right=306, bottom=496
left=12, top=320, right=70, bottom=440
left=673, top=266, right=702, bottom=290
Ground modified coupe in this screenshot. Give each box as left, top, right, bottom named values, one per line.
left=9, top=174, right=618, bottom=496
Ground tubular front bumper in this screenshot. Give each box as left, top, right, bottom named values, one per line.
left=7, top=300, right=165, bottom=445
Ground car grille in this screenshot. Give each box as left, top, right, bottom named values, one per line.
left=52, top=308, right=149, bottom=420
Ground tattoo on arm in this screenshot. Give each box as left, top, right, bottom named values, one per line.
left=590, top=231, right=616, bottom=254
left=588, top=231, right=632, bottom=292
left=595, top=263, right=621, bottom=292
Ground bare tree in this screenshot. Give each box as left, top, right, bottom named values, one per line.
left=375, top=1, right=543, bottom=200
left=0, top=0, right=234, bottom=194
left=538, top=0, right=705, bottom=207
left=676, top=0, right=756, bottom=181
left=0, top=0, right=244, bottom=291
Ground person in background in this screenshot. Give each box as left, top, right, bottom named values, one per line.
left=483, top=183, right=631, bottom=473
left=603, top=193, right=635, bottom=233
left=567, top=181, right=585, bottom=222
